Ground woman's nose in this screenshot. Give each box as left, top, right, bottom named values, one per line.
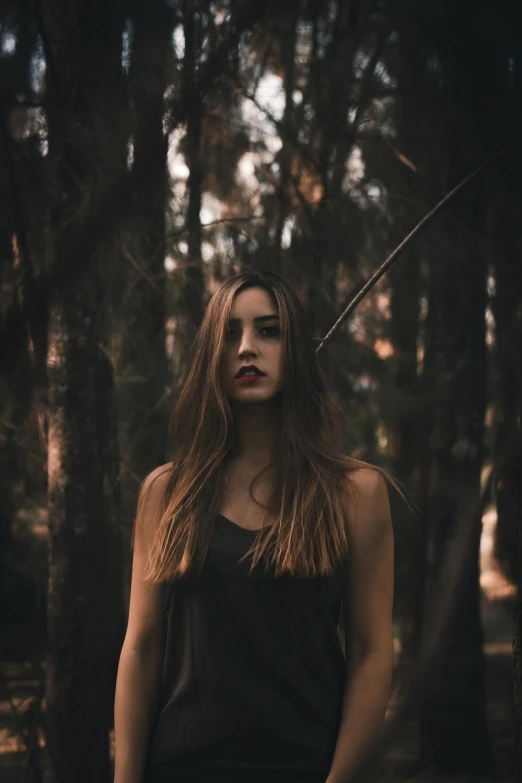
left=238, top=328, right=257, bottom=356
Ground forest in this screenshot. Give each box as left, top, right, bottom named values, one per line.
left=0, top=0, right=521, bottom=782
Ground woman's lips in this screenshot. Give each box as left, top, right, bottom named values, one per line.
left=237, top=373, right=264, bottom=383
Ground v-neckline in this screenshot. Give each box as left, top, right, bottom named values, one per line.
left=216, top=512, right=273, bottom=535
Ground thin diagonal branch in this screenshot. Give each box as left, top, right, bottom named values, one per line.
left=315, top=150, right=503, bottom=354
left=122, top=246, right=163, bottom=295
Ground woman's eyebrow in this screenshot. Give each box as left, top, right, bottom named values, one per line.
left=227, top=314, right=279, bottom=324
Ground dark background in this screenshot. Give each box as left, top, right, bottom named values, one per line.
left=0, top=1, right=521, bottom=782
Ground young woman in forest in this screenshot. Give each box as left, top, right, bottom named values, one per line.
left=113, top=270, right=395, bottom=783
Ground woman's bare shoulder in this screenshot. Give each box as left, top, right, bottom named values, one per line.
left=349, top=464, right=387, bottom=496
left=134, top=462, right=173, bottom=536
left=138, top=461, right=173, bottom=504
left=344, top=465, right=391, bottom=541
left=141, top=461, right=173, bottom=491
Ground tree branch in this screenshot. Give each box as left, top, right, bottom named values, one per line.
left=315, top=150, right=503, bottom=354
left=219, top=67, right=322, bottom=174
left=0, top=93, right=44, bottom=109
left=167, top=214, right=265, bottom=239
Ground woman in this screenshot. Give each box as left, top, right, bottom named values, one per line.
left=113, top=270, right=396, bottom=783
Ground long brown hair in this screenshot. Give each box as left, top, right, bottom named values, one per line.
left=135, top=269, right=403, bottom=583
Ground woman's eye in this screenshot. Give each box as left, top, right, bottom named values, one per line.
left=225, top=326, right=279, bottom=340
left=261, top=326, right=280, bottom=337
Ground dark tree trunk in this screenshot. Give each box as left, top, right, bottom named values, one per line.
left=490, top=182, right=522, bottom=589
left=387, top=24, right=425, bottom=487
left=418, top=212, right=493, bottom=774
left=183, top=0, right=204, bottom=331
left=0, top=99, right=48, bottom=625
left=489, top=162, right=522, bottom=782
left=516, top=523, right=522, bottom=783
left=307, top=2, right=358, bottom=377
left=387, top=24, right=435, bottom=700
left=273, top=1, right=299, bottom=273
left=418, top=102, right=493, bottom=783
left=118, top=0, right=173, bottom=609
left=397, top=246, right=436, bottom=703
left=43, top=2, right=127, bottom=780
left=388, top=235, right=423, bottom=698
left=416, top=2, right=497, bottom=771
left=169, top=0, right=205, bottom=386
left=46, top=284, right=123, bottom=783
left=388, top=255, right=421, bottom=478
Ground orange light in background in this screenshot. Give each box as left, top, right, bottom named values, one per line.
left=374, top=339, right=394, bottom=359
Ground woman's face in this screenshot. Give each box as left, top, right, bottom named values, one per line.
left=219, top=286, right=284, bottom=403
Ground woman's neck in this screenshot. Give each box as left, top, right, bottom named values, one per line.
left=229, top=399, right=281, bottom=467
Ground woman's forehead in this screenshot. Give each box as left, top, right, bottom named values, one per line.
left=230, top=287, right=278, bottom=317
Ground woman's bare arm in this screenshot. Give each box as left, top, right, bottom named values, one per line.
left=326, top=467, right=395, bottom=783
left=113, top=464, right=172, bottom=783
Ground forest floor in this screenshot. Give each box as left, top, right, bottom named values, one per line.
left=0, top=506, right=517, bottom=782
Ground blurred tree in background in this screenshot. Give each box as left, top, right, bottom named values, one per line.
left=0, top=0, right=520, bottom=781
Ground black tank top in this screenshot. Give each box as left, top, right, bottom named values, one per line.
left=145, top=512, right=348, bottom=783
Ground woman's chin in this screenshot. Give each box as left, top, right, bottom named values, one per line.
left=229, top=389, right=280, bottom=405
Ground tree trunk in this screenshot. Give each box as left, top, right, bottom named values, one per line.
left=416, top=3, right=496, bottom=770
left=516, top=525, right=522, bottom=783
left=273, top=1, right=299, bottom=273
left=183, top=0, right=204, bottom=332
left=306, top=3, right=354, bottom=379
left=417, top=170, right=493, bottom=778
left=418, top=220, right=493, bottom=773
left=489, top=165, right=522, bottom=780
left=396, top=249, right=436, bottom=703
left=43, top=2, right=127, bottom=780
left=389, top=243, right=423, bottom=696
left=118, top=0, right=173, bottom=609
left=490, top=187, right=522, bottom=585
left=169, top=0, right=205, bottom=387
left=46, top=285, right=123, bottom=783
left=387, top=24, right=434, bottom=700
